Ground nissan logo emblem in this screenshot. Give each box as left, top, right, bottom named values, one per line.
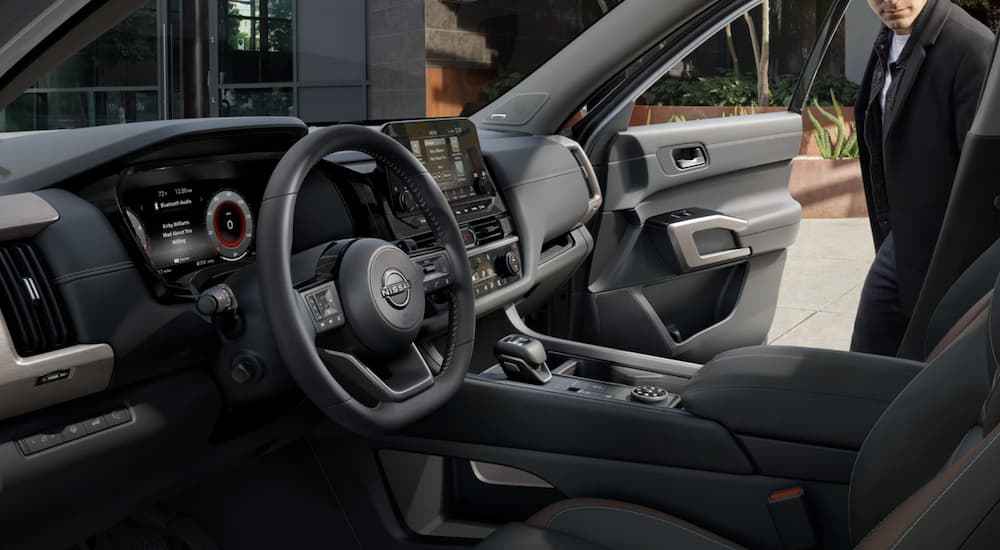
left=380, top=268, right=412, bottom=309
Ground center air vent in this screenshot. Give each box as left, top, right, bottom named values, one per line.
left=0, top=243, right=71, bottom=356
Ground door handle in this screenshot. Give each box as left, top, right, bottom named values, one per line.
left=673, top=146, right=707, bottom=170
left=666, top=214, right=751, bottom=270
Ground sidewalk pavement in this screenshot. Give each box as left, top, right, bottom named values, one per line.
left=768, top=217, right=875, bottom=350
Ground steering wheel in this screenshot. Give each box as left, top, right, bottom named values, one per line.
left=257, top=125, right=475, bottom=433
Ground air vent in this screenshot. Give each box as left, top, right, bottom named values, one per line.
left=468, top=217, right=504, bottom=246
left=0, top=243, right=71, bottom=356
left=406, top=233, right=438, bottom=253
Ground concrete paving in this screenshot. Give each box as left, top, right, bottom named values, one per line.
left=768, top=217, right=875, bottom=350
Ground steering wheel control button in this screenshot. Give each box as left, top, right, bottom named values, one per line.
left=302, top=283, right=344, bottom=332
left=631, top=385, right=672, bottom=404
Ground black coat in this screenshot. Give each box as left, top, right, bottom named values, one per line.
left=855, top=0, right=993, bottom=313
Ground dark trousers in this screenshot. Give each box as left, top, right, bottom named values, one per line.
left=850, top=233, right=912, bottom=357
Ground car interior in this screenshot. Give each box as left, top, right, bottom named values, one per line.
left=3, top=0, right=1000, bottom=549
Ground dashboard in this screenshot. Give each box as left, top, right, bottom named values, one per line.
left=0, top=115, right=600, bottom=549
left=111, top=118, right=526, bottom=303
left=0, top=114, right=599, bottom=419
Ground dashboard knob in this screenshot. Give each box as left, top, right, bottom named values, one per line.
left=474, top=173, right=493, bottom=195
left=497, top=250, right=521, bottom=277
left=396, top=190, right=416, bottom=212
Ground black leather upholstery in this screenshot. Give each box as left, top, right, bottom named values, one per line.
left=478, top=251, right=1000, bottom=550
left=681, top=346, right=923, bottom=449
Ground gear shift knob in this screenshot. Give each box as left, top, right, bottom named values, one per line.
left=494, top=334, right=552, bottom=384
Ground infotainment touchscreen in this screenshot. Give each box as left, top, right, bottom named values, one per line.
left=382, top=118, right=489, bottom=199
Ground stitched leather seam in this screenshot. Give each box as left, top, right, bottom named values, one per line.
left=53, top=261, right=135, bottom=284
left=890, top=427, right=1000, bottom=548
left=545, top=506, right=740, bottom=550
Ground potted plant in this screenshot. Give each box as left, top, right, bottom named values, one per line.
left=789, top=91, right=867, bottom=218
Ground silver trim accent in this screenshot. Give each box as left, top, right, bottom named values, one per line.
left=0, top=311, right=113, bottom=421
left=22, top=277, right=41, bottom=302
left=470, top=461, right=554, bottom=488
left=666, top=214, right=752, bottom=270
left=546, top=135, right=604, bottom=226
left=0, top=193, right=59, bottom=240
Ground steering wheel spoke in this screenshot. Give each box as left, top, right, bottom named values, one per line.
left=320, top=345, right=434, bottom=403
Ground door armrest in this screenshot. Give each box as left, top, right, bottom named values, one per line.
left=681, top=346, right=924, bottom=449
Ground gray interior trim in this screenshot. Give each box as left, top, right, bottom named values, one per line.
left=504, top=305, right=702, bottom=379
left=0, top=193, right=59, bottom=240
left=0, top=312, right=113, bottom=421
left=0, top=190, right=113, bottom=420
left=469, top=0, right=719, bottom=135
left=603, top=112, right=802, bottom=212
left=470, top=461, right=554, bottom=489
left=544, top=136, right=603, bottom=227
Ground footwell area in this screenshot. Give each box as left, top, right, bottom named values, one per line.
left=77, top=442, right=363, bottom=550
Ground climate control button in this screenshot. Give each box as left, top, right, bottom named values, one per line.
left=497, top=250, right=521, bottom=277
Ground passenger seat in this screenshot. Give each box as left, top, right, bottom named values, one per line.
left=477, top=248, right=1000, bottom=549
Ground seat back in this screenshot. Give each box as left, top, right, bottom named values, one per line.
left=923, top=238, right=1000, bottom=360
left=852, top=273, right=1000, bottom=547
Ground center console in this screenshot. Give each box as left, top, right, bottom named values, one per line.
left=380, top=118, right=522, bottom=304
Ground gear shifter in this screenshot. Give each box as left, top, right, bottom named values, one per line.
left=494, top=334, right=552, bottom=385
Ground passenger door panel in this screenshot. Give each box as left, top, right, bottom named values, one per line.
left=585, top=112, right=802, bottom=362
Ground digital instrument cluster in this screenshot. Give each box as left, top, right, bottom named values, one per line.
left=118, top=160, right=268, bottom=284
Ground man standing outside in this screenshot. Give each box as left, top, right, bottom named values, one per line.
left=851, top=0, right=993, bottom=356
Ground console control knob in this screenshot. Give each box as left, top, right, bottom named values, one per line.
left=631, top=385, right=671, bottom=404
left=474, top=173, right=493, bottom=195
left=497, top=250, right=521, bottom=277
left=395, top=190, right=416, bottom=212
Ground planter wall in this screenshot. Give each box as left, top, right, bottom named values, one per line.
left=789, top=157, right=867, bottom=218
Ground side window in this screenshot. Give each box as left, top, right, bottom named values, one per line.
left=630, top=3, right=858, bottom=127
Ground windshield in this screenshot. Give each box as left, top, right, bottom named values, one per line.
left=0, top=0, right=624, bottom=132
